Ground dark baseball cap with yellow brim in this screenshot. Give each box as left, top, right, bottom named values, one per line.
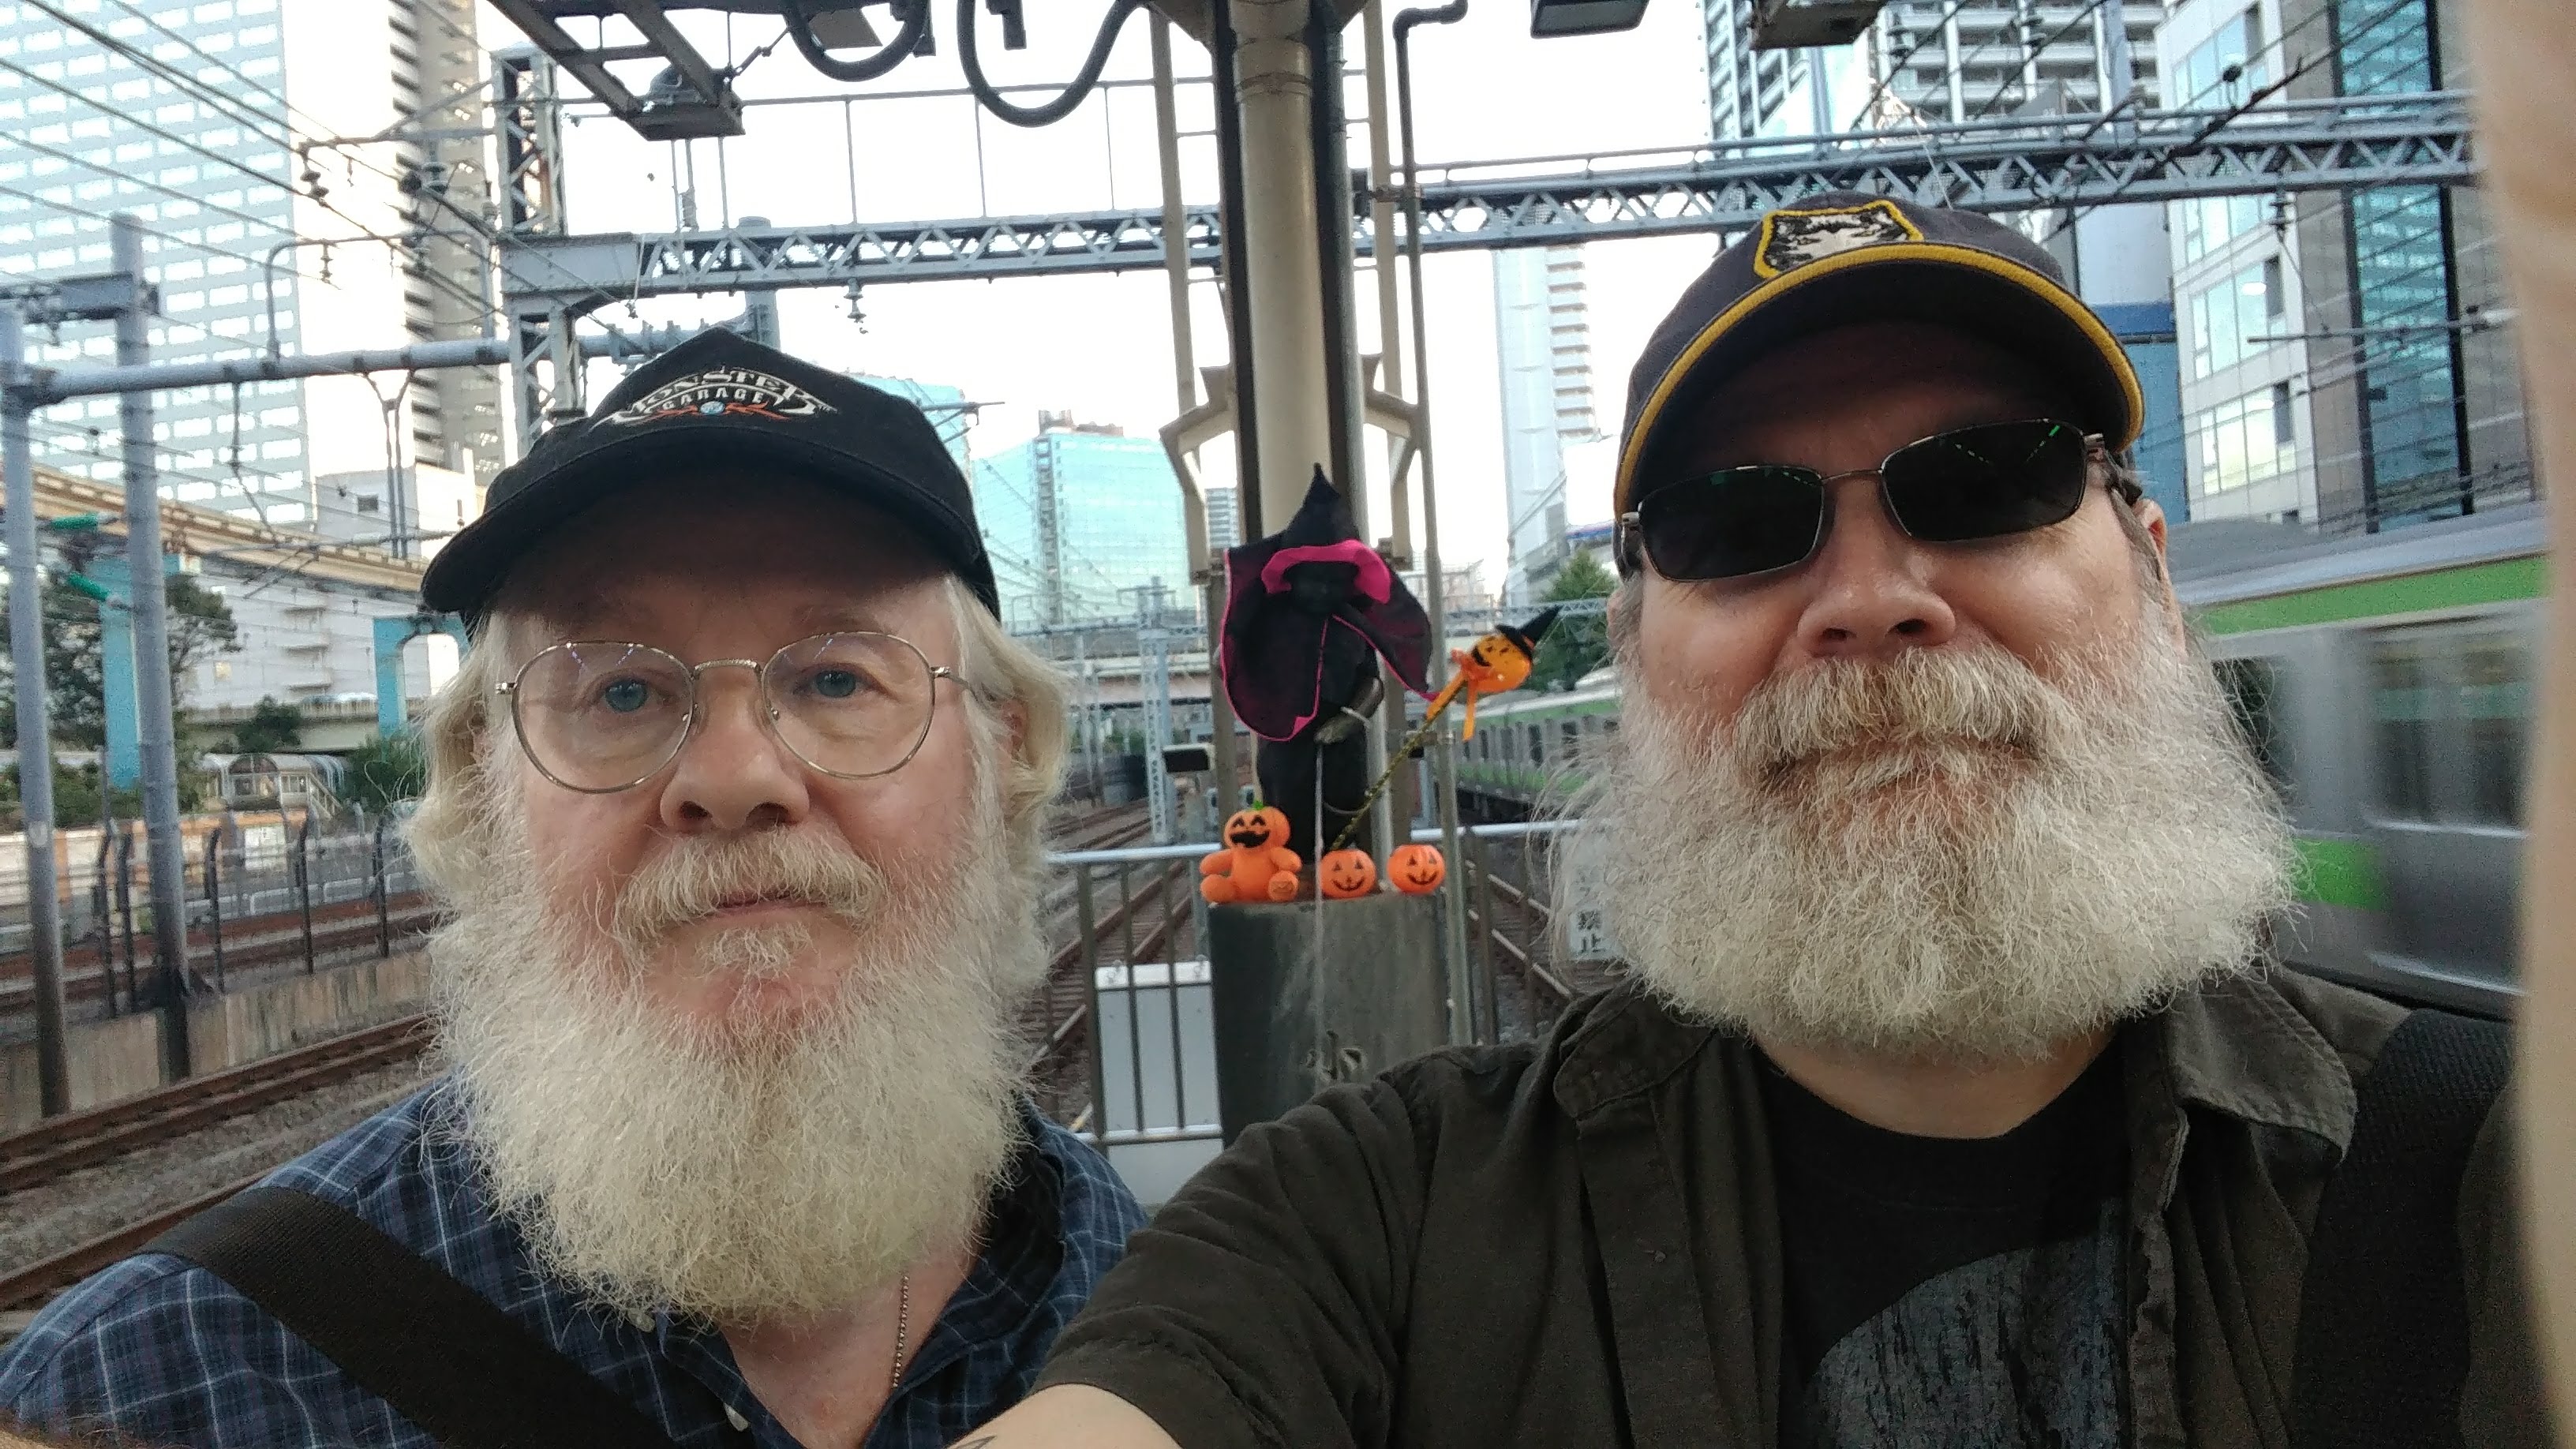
left=1615, top=191, right=2144, bottom=517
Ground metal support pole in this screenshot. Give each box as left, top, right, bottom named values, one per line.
left=294, top=813, right=316, bottom=974
left=111, top=217, right=192, bottom=1074
left=204, top=830, right=224, bottom=993
left=1154, top=14, right=1241, bottom=825
left=2, top=309, right=69, bottom=1116
left=1395, top=2, right=1473, bottom=1043
left=373, top=817, right=392, bottom=957
left=1231, top=0, right=1334, bottom=530
left=1363, top=0, right=1419, bottom=837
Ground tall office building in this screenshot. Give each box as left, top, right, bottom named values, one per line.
left=975, top=414, right=1192, bottom=632
left=2275, top=0, right=2527, bottom=530
left=0, top=0, right=499, bottom=545
left=2160, top=0, right=2314, bottom=524
left=1702, top=1, right=2166, bottom=137
left=1204, top=483, right=1240, bottom=556
left=1492, top=245, right=1593, bottom=604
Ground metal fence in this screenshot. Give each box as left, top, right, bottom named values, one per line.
left=0, top=815, right=425, bottom=1023
left=1035, top=820, right=1604, bottom=1204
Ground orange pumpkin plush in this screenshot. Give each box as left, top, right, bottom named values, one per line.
left=1317, top=847, right=1377, bottom=900
left=1387, top=842, right=1447, bottom=894
left=1200, top=804, right=1302, bottom=904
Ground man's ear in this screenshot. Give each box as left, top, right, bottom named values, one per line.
left=2130, top=496, right=2187, bottom=646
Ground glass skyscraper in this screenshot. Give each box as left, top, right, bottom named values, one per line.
left=0, top=0, right=496, bottom=537
left=974, top=417, right=1192, bottom=632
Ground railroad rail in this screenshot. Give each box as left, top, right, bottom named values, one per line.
left=0, top=1170, right=266, bottom=1312
left=0, top=1015, right=432, bottom=1196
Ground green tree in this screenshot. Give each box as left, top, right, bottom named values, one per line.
left=339, top=732, right=427, bottom=818
left=230, top=696, right=303, bottom=754
left=1526, top=551, right=1616, bottom=692
left=0, top=548, right=242, bottom=749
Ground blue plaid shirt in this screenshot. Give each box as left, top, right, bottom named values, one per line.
left=0, top=1077, right=1145, bottom=1448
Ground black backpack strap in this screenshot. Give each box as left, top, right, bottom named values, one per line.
left=147, top=1185, right=684, bottom=1449
left=2290, top=1007, right=2510, bottom=1449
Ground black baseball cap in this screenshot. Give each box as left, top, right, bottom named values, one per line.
left=420, top=327, right=999, bottom=619
left=1615, top=191, right=2144, bottom=516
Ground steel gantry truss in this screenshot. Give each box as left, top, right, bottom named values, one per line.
left=498, top=90, right=2475, bottom=440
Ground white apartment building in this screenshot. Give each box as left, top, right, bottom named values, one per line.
left=1702, top=0, right=2166, bottom=138
left=0, top=0, right=500, bottom=542
left=2160, top=0, right=2317, bottom=522
left=1492, top=245, right=1593, bottom=605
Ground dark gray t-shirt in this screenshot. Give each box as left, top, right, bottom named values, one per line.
left=1761, top=1050, right=2128, bottom=1449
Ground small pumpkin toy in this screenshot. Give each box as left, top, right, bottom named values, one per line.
left=1201, top=803, right=1303, bottom=904
left=1317, top=847, right=1377, bottom=900
left=1387, top=842, right=1447, bottom=895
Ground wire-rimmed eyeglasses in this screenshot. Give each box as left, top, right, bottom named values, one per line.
left=493, top=631, right=960, bottom=794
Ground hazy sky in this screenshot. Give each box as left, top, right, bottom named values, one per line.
left=496, top=0, right=1730, bottom=590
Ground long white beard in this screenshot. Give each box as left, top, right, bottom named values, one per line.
left=427, top=769, right=1047, bottom=1325
left=1573, top=615, right=2292, bottom=1062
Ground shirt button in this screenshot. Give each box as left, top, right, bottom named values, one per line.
left=724, top=1404, right=751, bottom=1432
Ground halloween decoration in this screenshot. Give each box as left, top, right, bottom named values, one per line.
left=1320, top=608, right=1565, bottom=856
left=1201, top=803, right=1303, bottom=904
left=1220, top=469, right=1432, bottom=863
left=1432, top=608, right=1559, bottom=742
left=1387, top=842, right=1447, bottom=894
left=1318, top=847, right=1379, bottom=900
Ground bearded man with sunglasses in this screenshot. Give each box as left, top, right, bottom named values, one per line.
left=962, top=196, right=2547, bottom=1448
left=0, top=330, right=1145, bottom=1449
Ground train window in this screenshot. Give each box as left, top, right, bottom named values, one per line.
left=2455, top=633, right=2530, bottom=827
left=1560, top=720, right=1580, bottom=764
left=2367, top=637, right=2439, bottom=821
left=2212, top=657, right=2293, bottom=793
left=1529, top=724, right=1544, bottom=766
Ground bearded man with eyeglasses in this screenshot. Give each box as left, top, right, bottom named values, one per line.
left=0, top=330, right=1144, bottom=1449
left=963, top=197, right=2549, bottom=1448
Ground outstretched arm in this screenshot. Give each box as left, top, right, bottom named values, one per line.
left=951, top=1387, right=1178, bottom=1449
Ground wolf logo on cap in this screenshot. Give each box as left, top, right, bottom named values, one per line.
left=1753, top=198, right=1925, bottom=279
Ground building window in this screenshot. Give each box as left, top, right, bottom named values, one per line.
left=2192, top=384, right=2301, bottom=497
left=2170, top=6, right=2267, bottom=109
left=2187, top=260, right=2280, bottom=378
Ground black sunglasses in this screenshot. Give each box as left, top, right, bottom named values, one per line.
left=1618, top=419, right=2134, bottom=583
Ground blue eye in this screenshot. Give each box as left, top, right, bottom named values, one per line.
left=811, top=668, right=861, bottom=700
left=600, top=678, right=651, bottom=713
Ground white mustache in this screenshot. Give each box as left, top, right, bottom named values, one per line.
left=608, top=831, right=888, bottom=957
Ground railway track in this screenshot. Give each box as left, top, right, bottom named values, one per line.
left=0, top=1015, right=432, bottom=1197
left=0, top=1170, right=266, bottom=1312
left=1458, top=837, right=1620, bottom=1039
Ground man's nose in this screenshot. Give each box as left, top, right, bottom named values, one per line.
left=1788, top=474, right=1959, bottom=661
left=657, top=665, right=811, bottom=833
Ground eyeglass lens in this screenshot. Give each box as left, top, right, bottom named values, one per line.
left=1634, top=419, right=2093, bottom=581
left=509, top=633, right=938, bottom=791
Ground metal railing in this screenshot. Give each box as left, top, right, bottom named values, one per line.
left=1036, top=819, right=1605, bottom=1200
left=0, top=816, right=425, bottom=1024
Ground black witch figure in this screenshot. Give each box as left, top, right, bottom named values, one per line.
left=1219, top=469, right=1432, bottom=865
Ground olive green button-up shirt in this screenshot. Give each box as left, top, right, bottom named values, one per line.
left=1038, top=970, right=2548, bottom=1448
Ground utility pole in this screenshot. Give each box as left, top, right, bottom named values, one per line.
left=110, top=216, right=191, bottom=1075
left=1, top=309, right=69, bottom=1116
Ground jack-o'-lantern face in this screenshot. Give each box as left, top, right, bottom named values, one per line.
left=1388, top=842, right=1447, bottom=894
left=1463, top=633, right=1535, bottom=692
left=1225, top=805, right=1289, bottom=850
left=1319, top=848, right=1376, bottom=900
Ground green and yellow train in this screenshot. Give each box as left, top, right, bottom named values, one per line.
left=1451, top=504, right=2547, bottom=1017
